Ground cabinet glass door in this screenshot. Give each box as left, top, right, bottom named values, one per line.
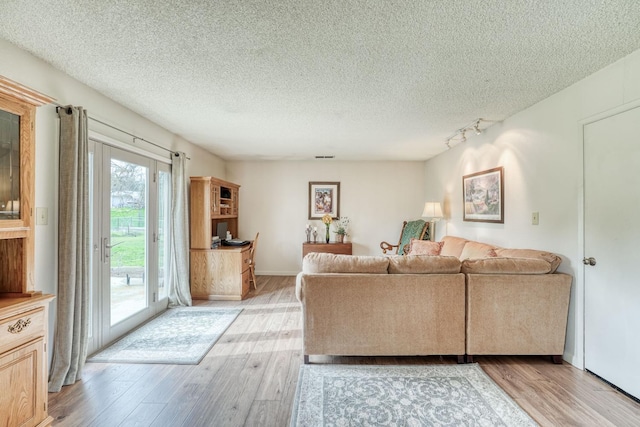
left=0, top=109, right=20, bottom=220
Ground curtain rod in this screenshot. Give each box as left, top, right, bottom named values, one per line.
left=53, top=102, right=190, bottom=160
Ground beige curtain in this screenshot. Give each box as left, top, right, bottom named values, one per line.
left=48, top=105, right=90, bottom=392
left=168, top=152, right=192, bottom=306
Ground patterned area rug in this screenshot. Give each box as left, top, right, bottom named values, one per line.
left=88, top=307, right=242, bottom=364
left=290, top=364, right=537, bottom=426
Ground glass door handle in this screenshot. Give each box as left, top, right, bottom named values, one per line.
left=103, top=238, right=124, bottom=263
left=105, top=239, right=125, bottom=249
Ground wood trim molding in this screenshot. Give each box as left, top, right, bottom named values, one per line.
left=0, top=75, right=55, bottom=106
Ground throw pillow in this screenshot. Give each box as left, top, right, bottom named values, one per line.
left=406, top=239, right=443, bottom=256
left=440, top=236, right=469, bottom=257
left=459, top=241, right=497, bottom=260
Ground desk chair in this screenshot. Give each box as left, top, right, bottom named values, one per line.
left=249, top=232, right=259, bottom=289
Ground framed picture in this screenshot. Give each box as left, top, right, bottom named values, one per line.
left=463, top=167, right=504, bottom=223
left=308, top=181, right=340, bottom=220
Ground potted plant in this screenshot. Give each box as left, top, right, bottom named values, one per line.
left=332, top=217, right=350, bottom=243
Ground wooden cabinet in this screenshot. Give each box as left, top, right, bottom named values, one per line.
left=190, top=176, right=249, bottom=300
left=190, top=246, right=251, bottom=300
left=0, top=296, right=54, bottom=427
left=0, top=76, right=54, bottom=426
left=302, top=242, right=353, bottom=258
left=189, top=176, right=240, bottom=249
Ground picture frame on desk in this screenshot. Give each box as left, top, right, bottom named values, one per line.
left=308, top=181, right=340, bottom=220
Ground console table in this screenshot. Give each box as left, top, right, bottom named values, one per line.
left=302, top=242, right=352, bottom=259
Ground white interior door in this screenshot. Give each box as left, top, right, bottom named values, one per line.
left=584, top=105, right=640, bottom=400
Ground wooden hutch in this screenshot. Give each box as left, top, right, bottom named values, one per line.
left=189, top=177, right=251, bottom=300
left=0, top=76, right=55, bottom=426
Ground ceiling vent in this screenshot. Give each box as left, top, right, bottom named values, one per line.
left=315, top=155, right=335, bottom=159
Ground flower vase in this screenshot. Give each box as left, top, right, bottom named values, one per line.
left=325, top=225, right=330, bottom=243
left=336, top=234, right=344, bottom=243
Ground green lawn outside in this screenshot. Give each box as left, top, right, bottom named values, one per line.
left=111, top=208, right=146, bottom=267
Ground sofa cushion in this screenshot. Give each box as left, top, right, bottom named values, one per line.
left=406, top=239, right=443, bottom=256
left=302, top=252, right=389, bottom=274
left=459, top=241, right=497, bottom=260
left=494, top=248, right=562, bottom=273
left=440, top=236, right=468, bottom=258
left=388, top=255, right=461, bottom=274
left=461, top=257, right=553, bottom=274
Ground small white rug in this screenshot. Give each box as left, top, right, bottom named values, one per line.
left=290, top=364, right=537, bottom=426
left=88, top=307, right=241, bottom=364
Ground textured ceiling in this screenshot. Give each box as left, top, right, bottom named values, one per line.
left=1, top=1, right=640, bottom=161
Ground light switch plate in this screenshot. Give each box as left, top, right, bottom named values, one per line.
left=532, top=211, right=539, bottom=225
left=36, top=207, right=48, bottom=225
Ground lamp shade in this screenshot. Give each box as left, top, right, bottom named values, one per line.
left=421, top=202, right=443, bottom=219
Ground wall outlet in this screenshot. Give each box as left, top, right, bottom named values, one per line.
left=532, top=211, right=539, bottom=225
left=36, top=207, right=48, bottom=225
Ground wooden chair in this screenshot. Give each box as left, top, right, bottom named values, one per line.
left=380, top=220, right=429, bottom=255
left=249, top=232, right=259, bottom=289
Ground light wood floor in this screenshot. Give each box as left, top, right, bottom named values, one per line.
left=49, top=276, right=640, bottom=426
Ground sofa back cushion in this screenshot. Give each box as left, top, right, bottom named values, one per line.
left=388, top=255, right=461, bottom=274
left=440, top=236, right=468, bottom=257
left=494, top=248, right=562, bottom=273
left=302, top=252, right=389, bottom=274
left=461, top=257, right=553, bottom=274
left=406, top=239, right=443, bottom=256
left=459, top=241, right=497, bottom=260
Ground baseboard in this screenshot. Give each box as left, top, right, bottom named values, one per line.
left=565, top=351, right=583, bottom=370
left=255, top=270, right=299, bottom=276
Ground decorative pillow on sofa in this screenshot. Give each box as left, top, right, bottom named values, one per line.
left=440, top=236, right=468, bottom=258
left=302, top=253, right=389, bottom=274
left=459, top=241, right=497, bottom=260
left=461, top=257, right=553, bottom=274
left=388, top=255, right=461, bottom=274
left=406, top=239, right=443, bottom=256
left=494, top=248, right=562, bottom=273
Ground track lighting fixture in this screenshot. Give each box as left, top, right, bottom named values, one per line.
left=444, top=118, right=485, bottom=149
left=473, top=119, right=482, bottom=135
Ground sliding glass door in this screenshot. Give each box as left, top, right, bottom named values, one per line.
left=88, top=140, right=170, bottom=353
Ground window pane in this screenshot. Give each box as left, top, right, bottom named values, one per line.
left=110, top=158, right=148, bottom=325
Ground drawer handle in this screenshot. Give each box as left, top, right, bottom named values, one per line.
left=8, top=318, right=31, bottom=334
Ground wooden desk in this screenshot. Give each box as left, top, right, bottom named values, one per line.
left=303, top=242, right=352, bottom=258
left=190, top=244, right=251, bottom=300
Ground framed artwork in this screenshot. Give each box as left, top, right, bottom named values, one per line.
left=463, top=167, right=504, bottom=223
left=308, top=181, right=340, bottom=220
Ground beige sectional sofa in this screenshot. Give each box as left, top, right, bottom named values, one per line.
left=295, top=236, right=572, bottom=364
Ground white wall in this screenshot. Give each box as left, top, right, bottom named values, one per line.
left=423, top=48, right=640, bottom=368
left=0, top=39, right=226, bottom=359
left=227, top=161, right=426, bottom=274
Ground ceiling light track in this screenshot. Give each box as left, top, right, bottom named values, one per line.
left=445, top=118, right=485, bottom=149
